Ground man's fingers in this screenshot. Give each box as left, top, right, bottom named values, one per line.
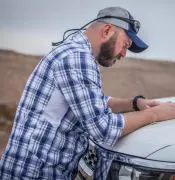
left=145, top=105, right=150, bottom=109
left=148, top=100, right=163, bottom=107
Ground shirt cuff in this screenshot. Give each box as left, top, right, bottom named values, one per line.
left=104, top=113, right=125, bottom=146
left=105, top=96, right=112, bottom=102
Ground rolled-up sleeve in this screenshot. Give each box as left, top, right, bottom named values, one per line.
left=53, top=51, right=125, bottom=146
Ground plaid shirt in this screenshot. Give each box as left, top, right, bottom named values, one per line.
left=0, top=32, right=124, bottom=180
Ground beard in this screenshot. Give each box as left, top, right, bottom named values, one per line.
left=97, top=33, right=122, bottom=67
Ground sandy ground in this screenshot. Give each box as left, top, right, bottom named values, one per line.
left=0, top=49, right=175, bottom=158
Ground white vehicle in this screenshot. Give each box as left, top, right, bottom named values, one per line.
left=77, top=97, right=175, bottom=180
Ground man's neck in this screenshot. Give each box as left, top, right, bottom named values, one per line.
left=84, top=30, right=100, bottom=59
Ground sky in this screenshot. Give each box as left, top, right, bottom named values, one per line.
left=0, top=0, right=175, bottom=61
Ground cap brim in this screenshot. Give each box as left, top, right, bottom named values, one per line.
left=125, top=31, right=149, bottom=53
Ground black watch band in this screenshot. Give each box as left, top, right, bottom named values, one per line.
left=133, top=95, right=145, bottom=111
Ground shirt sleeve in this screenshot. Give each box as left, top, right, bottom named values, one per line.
left=105, top=96, right=112, bottom=103
left=53, top=51, right=125, bottom=146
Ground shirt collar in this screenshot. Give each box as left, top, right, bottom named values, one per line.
left=71, top=31, right=93, bottom=55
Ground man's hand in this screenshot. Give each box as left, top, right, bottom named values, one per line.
left=122, top=101, right=175, bottom=136
left=151, top=102, right=175, bottom=122
left=137, top=98, right=162, bottom=111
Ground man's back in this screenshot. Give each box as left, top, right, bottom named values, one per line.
left=0, top=32, right=96, bottom=179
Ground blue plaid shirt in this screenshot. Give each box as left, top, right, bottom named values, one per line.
left=0, top=31, right=124, bottom=180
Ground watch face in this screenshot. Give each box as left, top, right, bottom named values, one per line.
left=133, top=95, right=145, bottom=111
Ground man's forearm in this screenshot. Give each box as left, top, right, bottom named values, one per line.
left=107, top=97, right=134, bottom=113
left=121, top=109, right=156, bottom=137
left=107, top=97, right=156, bottom=137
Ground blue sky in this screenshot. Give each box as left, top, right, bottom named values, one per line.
left=0, top=0, right=175, bottom=61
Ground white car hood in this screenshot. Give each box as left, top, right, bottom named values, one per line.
left=100, top=97, right=175, bottom=161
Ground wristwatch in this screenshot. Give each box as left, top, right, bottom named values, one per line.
left=133, top=95, right=145, bottom=111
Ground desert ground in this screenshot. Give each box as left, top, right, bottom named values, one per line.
left=0, top=49, right=175, bottom=157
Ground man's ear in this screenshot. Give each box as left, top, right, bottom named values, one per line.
left=100, top=24, right=114, bottom=42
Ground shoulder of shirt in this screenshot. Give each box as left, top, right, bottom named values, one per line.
left=46, top=41, right=97, bottom=69
left=49, top=40, right=94, bottom=58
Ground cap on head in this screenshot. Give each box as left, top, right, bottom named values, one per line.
left=96, top=6, right=148, bottom=53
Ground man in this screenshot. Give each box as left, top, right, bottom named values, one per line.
left=1, top=6, right=175, bottom=180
